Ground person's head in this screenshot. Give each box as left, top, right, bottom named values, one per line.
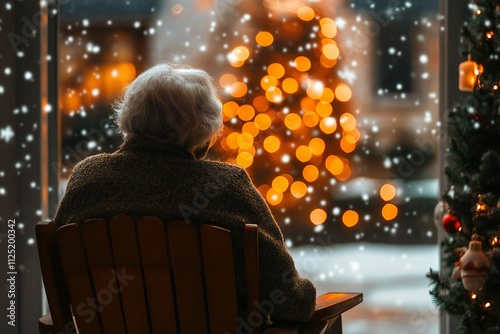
left=114, top=63, right=223, bottom=158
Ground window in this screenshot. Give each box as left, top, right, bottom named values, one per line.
left=56, top=0, right=440, bottom=332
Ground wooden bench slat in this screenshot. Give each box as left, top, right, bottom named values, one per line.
left=138, top=216, right=178, bottom=333
left=57, top=224, right=103, bottom=334
left=81, top=218, right=127, bottom=334
left=108, top=215, right=150, bottom=334
left=201, top=224, right=239, bottom=334
left=168, top=220, right=209, bottom=334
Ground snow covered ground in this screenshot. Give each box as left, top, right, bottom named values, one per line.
left=290, top=243, right=440, bottom=334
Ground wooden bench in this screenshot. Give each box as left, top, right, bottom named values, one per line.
left=36, top=215, right=362, bottom=333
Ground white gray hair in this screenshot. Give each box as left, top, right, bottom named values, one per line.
left=114, top=63, right=223, bottom=156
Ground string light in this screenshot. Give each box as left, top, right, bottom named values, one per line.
left=490, top=235, right=499, bottom=247
left=218, top=7, right=359, bottom=226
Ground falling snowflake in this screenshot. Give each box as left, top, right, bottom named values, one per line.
left=0, top=126, right=14, bottom=143
left=338, top=67, right=357, bottom=84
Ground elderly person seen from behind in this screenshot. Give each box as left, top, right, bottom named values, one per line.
left=54, top=63, right=316, bottom=326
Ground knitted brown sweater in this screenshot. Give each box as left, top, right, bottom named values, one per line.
left=54, top=136, right=316, bottom=323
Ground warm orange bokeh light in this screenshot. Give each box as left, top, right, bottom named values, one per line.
left=236, top=151, right=253, bottom=168
left=339, top=113, right=357, bottom=131
left=380, top=184, right=397, bottom=201
left=226, top=132, right=239, bottom=150
left=63, top=92, right=80, bottom=112
left=268, top=63, right=285, bottom=78
left=303, top=111, right=319, bottom=127
left=223, top=101, right=239, bottom=119
left=297, top=6, right=315, bottom=21
left=322, top=44, right=340, bottom=60
left=345, top=129, right=360, bottom=143
left=309, top=138, right=325, bottom=155
left=219, top=73, right=237, bottom=88
left=301, top=97, right=317, bottom=112
left=107, top=62, right=136, bottom=80
left=340, top=137, right=356, bottom=153
left=237, top=132, right=254, bottom=149
left=320, top=18, right=337, bottom=38
left=238, top=104, right=255, bottom=121
left=265, top=86, right=283, bottom=103
left=320, top=88, right=335, bottom=103
left=232, top=46, right=250, bottom=61
left=306, top=80, right=325, bottom=99
left=320, top=55, right=338, bottom=68
left=325, top=155, right=344, bottom=175
left=264, top=135, right=281, bottom=153
left=230, top=82, right=248, bottom=98
left=261, top=75, right=278, bottom=90
left=336, top=162, right=352, bottom=181
left=272, top=175, right=289, bottom=193
left=342, top=210, right=359, bottom=227
left=242, top=122, right=259, bottom=137
left=239, top=145, right=256, bottom=156
left=256, top=31, right=274, bottom=47
left=294, top=56, right=312, bottom=72
left=316, top=101, right=333, bottom=117
left=296, top=145, right=312, bottom=162
left=290, top=181, right=307, bottom=198
left=319, top=117, right=337, bottom=134
left=86, top=63, right=137, bottom=101
left=253, top=96, right=269, bottom=112
left=282, top=78, right=299, bottom=94
left=310, top=208, right=327, bottom=225
left=254, top=113, right=272, bottom=130
left=229, top=58, right=245, bottom=67
left=267, top=188, right=283, bottom=205
left=284, top=113, right=302, bottom=130
left=382, top=203, right=398, bottom=221
left=303, top=164, right=319, bottom=182
left=335, top=84, right=352, bottom=102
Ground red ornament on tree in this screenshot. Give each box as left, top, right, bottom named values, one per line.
left=442, top=212, right=461, bottom=233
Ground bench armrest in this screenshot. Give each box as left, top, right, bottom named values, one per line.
left=308, top=292, right=363, bottom=324
left=38, top=314, right=54, bottom=334
left=266, top=292, right=363, bottom=334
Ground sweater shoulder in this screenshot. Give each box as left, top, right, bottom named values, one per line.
left=197, top=160, right=253, bottom=185
left=68, top=153, right=125, bottom=184
left=198, top=159, right=246, bottom=175
left=71, top=152, right=114, bottom=174
left=74, top=152, right=113, bottom=167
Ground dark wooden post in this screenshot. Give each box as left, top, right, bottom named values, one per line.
left=438, top=0, right=470, bottom=333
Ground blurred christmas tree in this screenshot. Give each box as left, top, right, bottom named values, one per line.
left=212, top=1, right=359, bottom=236
left=428, top=0, right=500, bottom=331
